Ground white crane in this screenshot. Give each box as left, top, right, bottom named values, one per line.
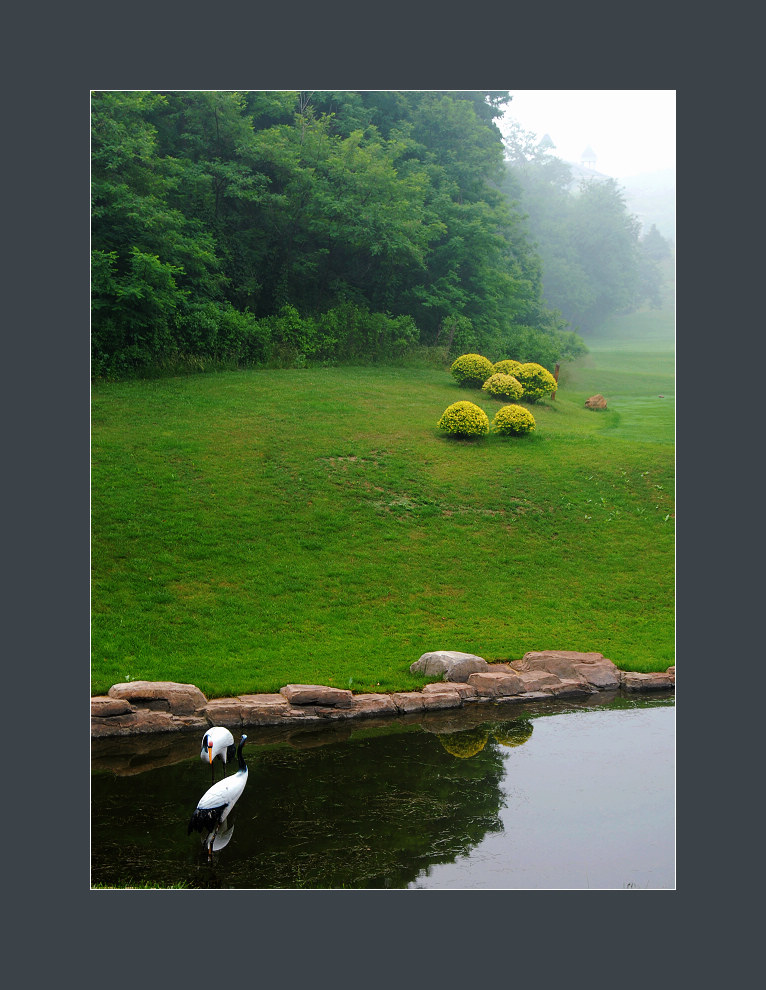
left=200, top=726, right=235, bottom=784
left=188, top=735, right=249, bottom=857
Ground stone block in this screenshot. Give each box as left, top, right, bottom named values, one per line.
left=234, top=693, right=286, bottom=724
left=448, top=682, right=478, bottom=700
left=91, top=696, right=133, bottom=717
left=621, top=671, right=674, bottom=692
left=391, top=692, right=425, bottom=713
left=91, top=710, right=207, bottom=737
left=513, top=651, right=620, bottom=689
left=548, top=678, right=595, bottom=697
left=574, top=659, right=621, bottom=690
left=280, top=684, right=354, bottom=708
left=515, top=670, right=562, bottom=693
left=420, top=689, right=462, bottom=710
left=467, top=671, right=524, bottom=697
left=204, top=698, right=244, bottom=727
left=108, top=680, right=208, bottom=715
left=350, top=694, right=398, bottom=717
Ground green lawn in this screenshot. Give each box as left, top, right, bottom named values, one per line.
left=564, top=259, right=675, bottom=445
left=92, top=309, right=675, bottom=698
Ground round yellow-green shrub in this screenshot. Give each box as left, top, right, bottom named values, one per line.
left=482, top=372, right=524, bottom=402
left=491, top=403, right=536, bottom=436
left=514, top=362, right=558, bottom=402
left=493, top=358, right=524, bottom=378
left=437, top=400, right=490, bottom=437
left=450, top=353, right=494, bottom=387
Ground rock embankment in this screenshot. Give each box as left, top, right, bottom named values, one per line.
left=91, top=650, right=675, bottom=738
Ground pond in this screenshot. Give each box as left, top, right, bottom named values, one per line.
left=91, top=692, right=675, bottom=890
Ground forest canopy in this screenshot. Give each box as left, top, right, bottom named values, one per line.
left=91, top=91, right=663, bottom=379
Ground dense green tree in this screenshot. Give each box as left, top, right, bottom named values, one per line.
left=91, top=91, right=584, bottom=376
left=91, top=91, right=225, bottom=373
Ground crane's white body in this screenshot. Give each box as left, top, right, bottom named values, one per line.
left=195, top=766, right=248, bottom=821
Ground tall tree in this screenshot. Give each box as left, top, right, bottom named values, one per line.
left=91, top=92, right=223, bottom=374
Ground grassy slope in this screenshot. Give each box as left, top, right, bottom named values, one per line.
left=92, top=294, right=675, bottom=697
left=565, top=254, right=675, bottom=441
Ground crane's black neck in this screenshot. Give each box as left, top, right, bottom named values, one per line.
left=237, top=736, right=248, bottom=771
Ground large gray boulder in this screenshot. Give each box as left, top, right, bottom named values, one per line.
left=410, top=651, right=490, bottom=682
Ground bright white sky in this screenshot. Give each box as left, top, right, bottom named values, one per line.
left=499, top=90, right=676, bottom=179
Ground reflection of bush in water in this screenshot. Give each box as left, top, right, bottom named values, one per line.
left=491, top=719, right=533, bottom=748
left=437, top=719, right=533, bottom=759
left=437, top=727, right=490, bottom=759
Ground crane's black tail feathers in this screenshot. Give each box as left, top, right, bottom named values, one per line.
left=188, top=805, right=226, bottom=835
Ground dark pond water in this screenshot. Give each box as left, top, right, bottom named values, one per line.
left=91, top=692, right=675, bottom=890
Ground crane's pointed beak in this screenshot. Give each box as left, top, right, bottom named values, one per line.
left=208, top=745, right=213, bottom=764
